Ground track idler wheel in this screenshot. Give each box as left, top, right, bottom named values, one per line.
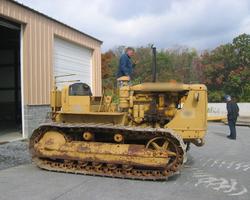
left=146, top=137, right=177, bottom=157
left=146, top=136, right=183, bottom=173
left=36, top=131, right=67, bottom=151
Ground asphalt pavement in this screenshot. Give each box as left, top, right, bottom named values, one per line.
left=0, top=140, right=30, bottom=170
left=0, top=123, right=249, bottom=200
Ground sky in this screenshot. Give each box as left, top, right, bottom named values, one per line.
left=17, top=0, right=250, bottom=51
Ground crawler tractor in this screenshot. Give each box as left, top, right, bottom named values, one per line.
left=30, top=48, right=207, bottom=181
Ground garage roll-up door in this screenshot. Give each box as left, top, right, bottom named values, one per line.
left=54, top=37, right=92, bottom=88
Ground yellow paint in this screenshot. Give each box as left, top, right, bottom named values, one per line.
left=61, top=86, right=91, bottom=113
left=207, top=116, right=226, bottom=122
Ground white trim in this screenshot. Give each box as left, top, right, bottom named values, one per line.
left=20, top=24, right=26, bottom=138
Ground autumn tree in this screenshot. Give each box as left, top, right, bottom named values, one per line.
left=198, top=33, right=250, bottom=102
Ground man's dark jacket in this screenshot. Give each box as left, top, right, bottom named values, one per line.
left=117, top=53, right=133, bottom=78
left=226, top=101, right=239, bottom=120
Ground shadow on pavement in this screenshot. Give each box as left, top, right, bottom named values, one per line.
left=211, top=131, right=228, bottom=138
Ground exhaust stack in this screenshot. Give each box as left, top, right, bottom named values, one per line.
left=151, top=45, right=157, bottom=82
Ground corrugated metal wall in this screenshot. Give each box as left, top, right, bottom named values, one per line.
left=0, top=0, right=102, bottom=105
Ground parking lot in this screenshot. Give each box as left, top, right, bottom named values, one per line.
left=0, top=123, right=249, bottom=200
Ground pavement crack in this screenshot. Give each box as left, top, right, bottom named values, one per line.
left=51, top=179, right=90, bottom=200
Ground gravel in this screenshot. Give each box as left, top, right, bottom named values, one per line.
left=0, top=140, right=31, bottom=170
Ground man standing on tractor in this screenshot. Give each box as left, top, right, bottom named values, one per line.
left=116, top=47, right=136, bottom=81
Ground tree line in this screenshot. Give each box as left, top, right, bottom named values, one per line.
left=101, top=33, right=250, bottom=102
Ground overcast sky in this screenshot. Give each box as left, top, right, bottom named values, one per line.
left=17, top=0, right=250, bottom=51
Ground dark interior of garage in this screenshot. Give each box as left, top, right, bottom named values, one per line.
left=0, top=17, right=21, bottom=138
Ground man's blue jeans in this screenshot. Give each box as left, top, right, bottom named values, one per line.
left=228, top=118, right=237, bottom=139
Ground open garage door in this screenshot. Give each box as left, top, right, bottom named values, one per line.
left=0, top=17, right=22, bottom=141
left=53, top=37, right=92, bottom=88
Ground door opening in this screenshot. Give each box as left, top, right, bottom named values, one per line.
left=0, top=17, right=22, bottom=141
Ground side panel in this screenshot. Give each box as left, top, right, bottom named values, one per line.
left=56, top=113, right=127, bottom=125
left=166, top=90, right=207, bottom=139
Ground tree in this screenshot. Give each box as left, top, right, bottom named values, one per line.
left=232, top=33, right=250, bottom=66
left=197, top=33, right=250, bottom=102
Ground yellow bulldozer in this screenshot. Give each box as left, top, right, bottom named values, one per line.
left=30, top=48, right=207, bottom=181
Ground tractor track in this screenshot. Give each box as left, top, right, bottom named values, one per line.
left=30, top=122, right=186, bottom=181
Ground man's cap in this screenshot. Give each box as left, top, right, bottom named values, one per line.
left=224, top=95, right=232, bottom=101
